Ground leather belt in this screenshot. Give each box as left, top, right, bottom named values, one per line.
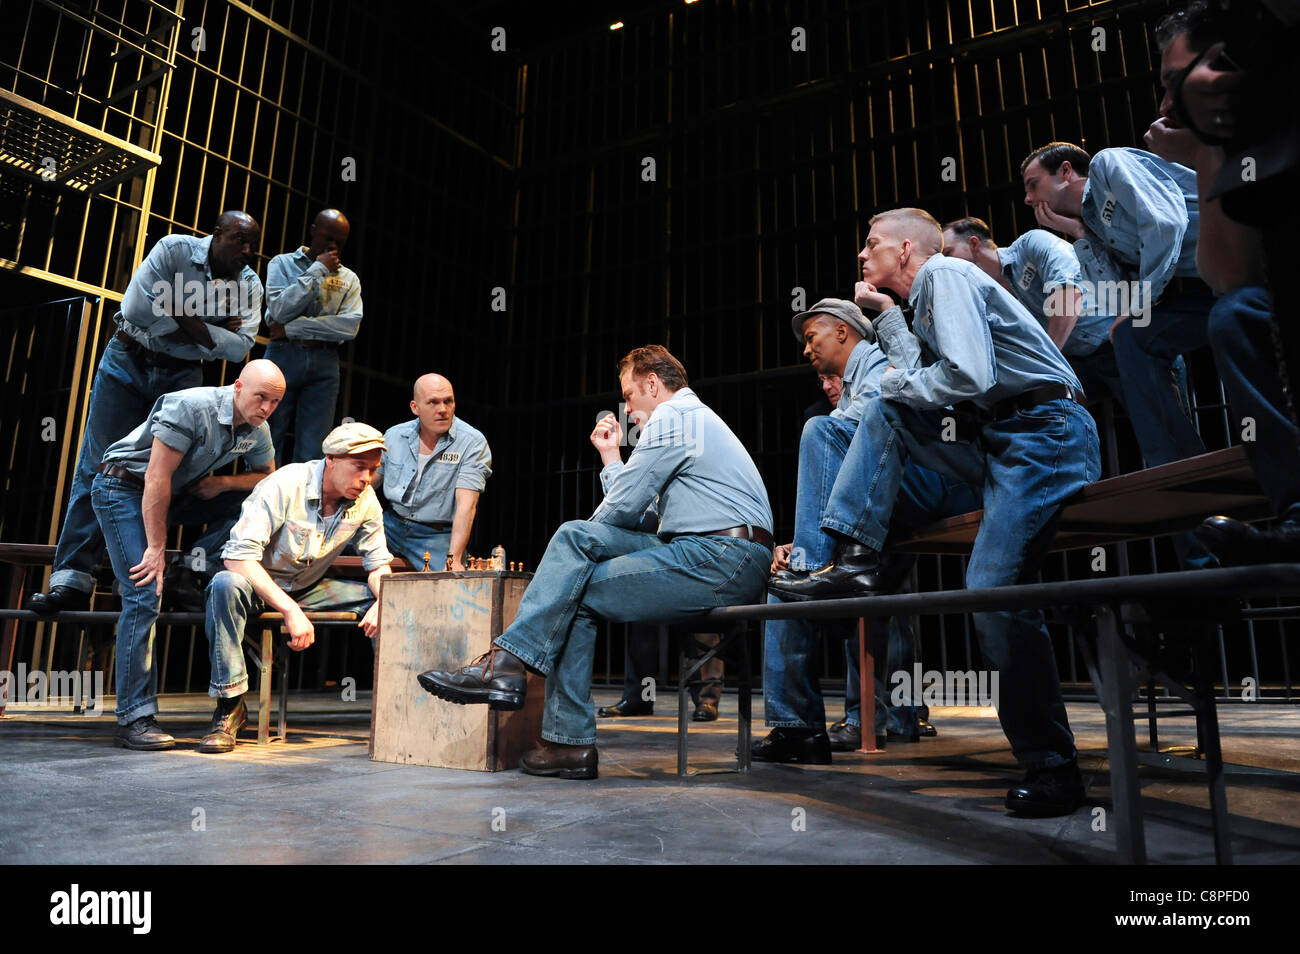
left=394, top=513, right=451, bottom=532
left=114, top=330, right=200, bottom=371
left=670, top=525, right=773, bottom=550
left=97, top=462, right=145, bottom=489
left=956, top=383, right=1084, bottom=424
left=284, top=339, right=341, bottom=350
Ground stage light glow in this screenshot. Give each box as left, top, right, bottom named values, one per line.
left=610, top=21, right=624, bottom=30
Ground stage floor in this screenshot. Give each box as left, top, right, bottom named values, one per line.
left=2, top=690, right=1297, bottom=864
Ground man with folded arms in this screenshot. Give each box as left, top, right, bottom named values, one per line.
left=90, top=359, right=284, bottom=750
left=772, top=209, right=1100, bottom=816
left=29, top=212, right=264, bottom=616
left=200, top=422, right=393, bottom=753
left=417, top=345, right=773, bottom=780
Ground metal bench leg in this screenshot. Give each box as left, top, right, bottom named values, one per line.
left=1096, top=604, right=1146, bottom=864
left=737, top=624, right=751, bottom=773
left=1192, top=648, right=1233, bottom=864
left=258, top=624, right=273, bottom=745
left=677, top=637, right=691, bottom=777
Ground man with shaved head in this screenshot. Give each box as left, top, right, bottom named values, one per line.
left=90, top=359, right=285, bottom=750
left=773, top=208, right=1100, bottom=818
left=375, top=374, right=492, bottom=571
left=265, top=208, right=364, bottom=463
left=28, top=210, right=264, bottom=617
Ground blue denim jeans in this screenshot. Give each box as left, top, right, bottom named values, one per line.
left=204, top=571, right=375, bottom=697
left=50, top=338, right=201, bottom=593
left=382, top=510, right=451, bottom=571
left=766, top=460, right=979, bottom=732
left=814, top=396, right=1100, bottom=768
left=264, top=340, right=341, bottom=464
left=90, top=473, right=246, bottom=723
left=790, top=415, right=858, bottom=570
left=493, top=520, right=770, bottom=745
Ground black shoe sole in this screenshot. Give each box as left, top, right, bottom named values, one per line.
left=417, top=672, right=524, bottom=710
left=766, top=584, right=876, bottom=603
left=519, top=762, right=598, bottom=780
left=115, top=736, right=176, bottom=751
left=598, top=707, right=654, bottom=717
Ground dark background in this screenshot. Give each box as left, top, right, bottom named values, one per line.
left=2, top=0, right=1282, bottom=695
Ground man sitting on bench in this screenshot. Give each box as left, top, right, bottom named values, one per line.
left=772, top=208, right=1100, bottom=817
left=416, top=345, right=773, bottom=781
left=200, top=422, right=392, bottom=754
left=89, top=360, right=285, bottom=751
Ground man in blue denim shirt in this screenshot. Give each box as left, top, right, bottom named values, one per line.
left=418, top=346, right=773, bottom=780
left=375, top=374, right=492, bottom=571
left=775, top=209, right=1100, bottom=816
left=90, top=360, right=284, bottom=751
left=264, top=209, right=363, bottom=463
left=29, top=212, right=264, bottom=617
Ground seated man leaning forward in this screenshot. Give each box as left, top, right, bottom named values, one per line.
left=417, top=345, right=774, bottom=780
left=200, top=422, right=394, bottom=753
left=376, top=373, right=492, bottom=572
left=773, top=208, right=1100, bottom=817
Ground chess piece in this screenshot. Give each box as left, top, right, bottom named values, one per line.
left=422, top=551, right=431, bottom=572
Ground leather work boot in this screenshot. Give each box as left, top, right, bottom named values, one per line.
left=115, top=715, right=176, bottom=751
left=1004, top=760, right=1086, bottom=817
left=826, top=720, right=862, bottom=752
left=417, top=646, right=528, bottom=710
left=1195, top=514, right=1300, bottom=566
left=519, top=740, right=599, bottom=780
left=767, top=542, right=914, bottom=601
left=750, top=727, right=833, bottom=764
left=26, top=585, right=91, bottom=618
left=198, top=698, right=248, bottom=754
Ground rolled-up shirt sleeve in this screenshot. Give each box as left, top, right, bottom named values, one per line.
left=590, top=411, right=684, bottom=529
left=149, top=394, right=196, bottom=454
left=878, top=270, right=996, bottom=409
left=221, top=483, right=279, bottom=563
left=455, top=436, right=492, bottom=492
left=193, top=276, right=261, bottom=362
left=353, top=498, right=393, bottom=570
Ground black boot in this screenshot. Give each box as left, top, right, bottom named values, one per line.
left=768, top=542, right=913, bottom=601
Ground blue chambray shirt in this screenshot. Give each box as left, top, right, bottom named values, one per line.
left=266, top=247, right=364, bottom=342
left=998, top=229, right=1113, bottom=357
left=222, top=460, right=392, bottom=592
left=830, top=338, right=891, bottom=424
left=876, top=255, right=1083, bottom=413
left=592, top=387, right=773, bottom=535
left=377, top=417, right=493, bottom=525
left=115, top=234, right=262, bottom=362
left=101, top=384, right=274, bottom=489
left=1076, top=147, right=1200, bottom=307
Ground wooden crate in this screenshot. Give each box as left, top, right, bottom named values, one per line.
left=370, top=571, right=542, bottom=770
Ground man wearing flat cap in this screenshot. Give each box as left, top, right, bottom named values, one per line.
left=199, top=421, right=393, bottom=753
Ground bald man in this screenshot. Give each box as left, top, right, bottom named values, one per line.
left=773, top=208, right=1099, bottom=818
left=265, top=208, right=364, bottom=463
left=90, top=360, right=285, bottom=750
left=28, top=211, right=264, bottom=617
left=375, top=374, right=492, bottom=571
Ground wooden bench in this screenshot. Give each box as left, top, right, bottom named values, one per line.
left=0, top=543, right=417, bottom=725
left=699, top=445, right=1284, bottom=864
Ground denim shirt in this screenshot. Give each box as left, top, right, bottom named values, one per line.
left=222, top=460, right=392, bottom=592
left=592, top=387, right=773, bottom=535
left=101, top=384, right=274, bottom=489
left=266, top=247, right=364, bottom=342
left=830, top=338, right=891, bottom=424
left=377, top=417, right=492, bottom=524
left=876, top=255, right=1082, bottom=412
left=115, top=234, right=262, bottom=362
left=998, top=229, right=1113, bottom=357
left=1077, top=147, right=1200, bottom=308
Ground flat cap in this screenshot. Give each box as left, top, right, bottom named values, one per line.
left=321, top=421, right=386, bottom=456
left=791, top=297, right=876, bottom=344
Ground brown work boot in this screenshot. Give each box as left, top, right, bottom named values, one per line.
left=198, top=698, right=248, bottom=754
left=417, top=646, right=527, bottom=710
left=519, top=740, right=599, bottom=780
